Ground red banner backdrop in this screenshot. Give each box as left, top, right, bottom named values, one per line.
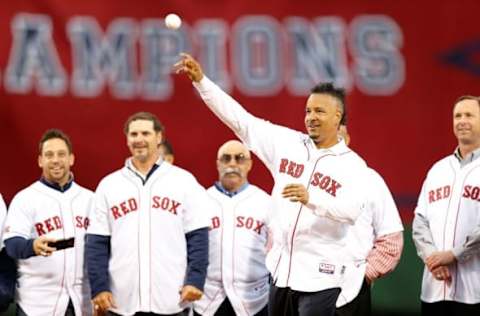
left=0, top=0, right=479, bottom=221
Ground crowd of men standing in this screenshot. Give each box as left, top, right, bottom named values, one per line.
left=0, top=53, right=478, bottom=316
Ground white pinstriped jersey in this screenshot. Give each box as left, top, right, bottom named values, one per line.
left=193, top=77, right=369, bottom=292
left=193, top=184, right=271, bottom=316
left=414, top=155, right=480, bottom=304
left=2, top=181, right=93, bottom=316
left=87, top=159, right=210, bottom=315
left=336, top=168, right=403, bottom=307
left=0, top=194, right=6, bottom=249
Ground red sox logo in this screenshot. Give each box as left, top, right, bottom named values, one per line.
left=279, top=158, right=342, bottom=197
left=35, top=215, right=89, bottom=236
left=428, top=185, right=451, bottom=203
left=210, top=216, right=265, bottom=235
left=463, top=185, right=480, bottom=201
left=110, top=196, right=181, bottom=220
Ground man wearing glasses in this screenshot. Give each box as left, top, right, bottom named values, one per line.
left=193, top=140, right=272, bottom=316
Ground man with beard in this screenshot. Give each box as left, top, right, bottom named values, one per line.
left=2, top=129, right=93, bottom=315
left=86, top=112, right=210, bottom=316
left=176, top=54, right=369, bottom=316
left=193, top=140, right=272, bottom=316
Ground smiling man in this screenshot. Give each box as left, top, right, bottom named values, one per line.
left=3, top=129, right=93, bottom=316
left=413, top=96, right=480, bottom=316
left=193, top=140, right=272, bottom=316
left=86, top=112, right=211, bottom=316
left=176, top=54, right=369, bottom=316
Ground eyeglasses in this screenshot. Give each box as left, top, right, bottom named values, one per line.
left=218, top=153, right=250, bottom=164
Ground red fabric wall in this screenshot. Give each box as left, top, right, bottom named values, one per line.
left=1, top=0, right=479, bottom=221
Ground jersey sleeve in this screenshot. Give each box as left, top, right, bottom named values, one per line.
left=87, top=183, right=112, bottom=236
left=3, top=192, right=35, bottom=241
left=369, top=170, right=403, bottom=236
left=412, top=179, right=437, bottom=261
left=182, top=176, right=211, bottom=234
left=193, top=76, right=299, bottom=172
left=306, top=168, right=368, bottom=225
left=451, top=223, right=480, bottom=262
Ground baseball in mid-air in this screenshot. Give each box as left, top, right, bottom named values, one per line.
left=165, top=13, right=182, bottom=30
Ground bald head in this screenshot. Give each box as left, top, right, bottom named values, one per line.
left=216, top=140, right=252, bottom=193
left=217, top=140, right=251, bottom=159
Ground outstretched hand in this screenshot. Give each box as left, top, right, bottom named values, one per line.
left=174, top=53, right=204, bottom=82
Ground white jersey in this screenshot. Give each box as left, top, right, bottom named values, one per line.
left=336, top=168, right=403, bottom=307
left=193, top=77, right=369, bottom=292
left=194, top=184, right=271, bottom=316
left=2, top=181, right=93, bottom=316
left=0, top=194, right=6, bottom=249
left=87, top=159, right=210, bottom=315
left=414, top=154, right=480, bottom=304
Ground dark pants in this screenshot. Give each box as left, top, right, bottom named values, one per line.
left=17, top=300, right=75, bottom=316
left=269, top=285, right=341, bottom=316
left=108, top=312, right=185, bottom=316
left=193, top=298, right=268, bottom=316
left=335, top=279, right=371, bottom=316
left=421, top=301, right=480, bottom=316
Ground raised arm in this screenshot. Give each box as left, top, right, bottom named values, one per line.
left=175, top=53, right=298, bottom=172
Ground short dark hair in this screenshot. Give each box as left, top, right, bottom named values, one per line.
left=455, top=95, right=480, bottom=107
left=159, top=140, right=174, bottom=155
left=39, top=129, right=73, bottom=154
left=124, top=112, right=165, bottom=135
left=311, top=82, right=347, bottom=125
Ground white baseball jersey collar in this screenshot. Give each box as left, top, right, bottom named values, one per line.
left=453, top=146, right=480, bottom=167
left=306, top=137, right=351, bottom=157
left=124, top=157, right=164, bottom=183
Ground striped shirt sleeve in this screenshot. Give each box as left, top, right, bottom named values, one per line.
left=365, top=231, right=403, bottom=281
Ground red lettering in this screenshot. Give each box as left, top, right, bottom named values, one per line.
left=53, top=216, right=62, bottom=230
left=245, top=217, right=254, bottom=229
left=211, top=216, right=220, bottom=229
left=236, top=216, right=245, bottom=227
left=443, top=186, right=451, bottom=199
left=463, top=185, right=472, bottom=198
left=311, top=172, right=323, bottom=187
left=161, top=197, right=170, bottom=210
left=472, top=187, right=480, bottom=200
left=35, top=223, right=46, bottom=236
left=111, top=206, right=122, bottom=219
left=435, top=188, right=442, bottom=201
left=326, top=180, right=341, bottom=197
left=128, top=198, right=138, bottom=212
left=120, top=201, right=129, bottom=215
left=152, top=196, right=161, bottom=208
left=293, top=164, right=304, bottom=178
left=319, top=176, right=331, bottom=190
left=45, top=218, right=54, bottom=232
left=287, top=161, right=296, bottom=177
left=169, top=200, right=180, bottom=215
left=428, top=190, right=435, bottom=203
left=84, top=217, right=90, bottom=229
left=254, top=220, right=264, bottom=235
left=75, top=216, right=83, bottom=228
left=279, top=159, right=289, bottom=173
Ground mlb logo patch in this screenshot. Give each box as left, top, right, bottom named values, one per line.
left=319, top=263, right=335, bottom=274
